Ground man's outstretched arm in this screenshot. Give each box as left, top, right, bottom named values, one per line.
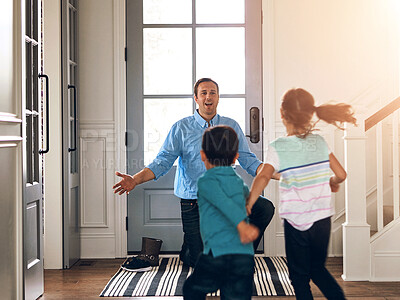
left=113, top=168, right=155, bottom=195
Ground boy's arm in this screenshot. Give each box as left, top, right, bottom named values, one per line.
left=237, top=221, right=259, bottom=244
left=329, top=153, right=347, bottom=192
left=247, top=164, right=275, bottom=213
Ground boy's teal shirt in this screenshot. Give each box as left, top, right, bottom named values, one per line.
left=197, top=166, right=254, bottom=257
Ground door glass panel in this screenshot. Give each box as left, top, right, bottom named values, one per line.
left=26, top=114, right=33, bottom=183
left=196, top=27, right=245, bottom=94
left=69, top=9, right=75, bottom=62
left=25, top=44, right=32, bottom=111
left=144, top=98, right=192, bottom=165
left=70, top=119, right=77, bottom=173
left=217, top=98, right=245, bottom=131
left=143, top=28, right=192, bottom=95
left=196, top=0, right=244, bottom=24
left=33, top=116, right=39, bottom=181
left=33, top=45, right=38, bottom=111
left=25, top=0, right=32, bottom=37
left=33, top=0, right=38, bottom=40
left=217, top=97, right=245, bottom=166
left=144, top=0, right=192, bottom=24
left=69, top=65, right=75, bottom=85
left=69, top=84, right=74, bottom=117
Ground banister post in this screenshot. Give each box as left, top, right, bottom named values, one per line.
left=342, top=122, right=371, bottom=281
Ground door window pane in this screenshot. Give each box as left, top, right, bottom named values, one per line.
left=33, top=115, right=39, bottom=181
left=69, top=9, right=76, bottom=62
left=144, top=98, right=192, bottom=165
left=69, top=84, right=74, bottom=117
left=144, top=0, right=192, bottom=24
left=196, top=0, right=244, bottom=24
left=26, top=114, right=33, bottom=183
left=25, top=43, right=32, bottom=110
left=217, top=98, right=245, bottom=131
left=70, top=119, right=77, bottom=173
left=196, top=28, right=245, bottom=94
left=144, top=28, right=192, bottom=95
left=217, top=97, right=245, bottom=165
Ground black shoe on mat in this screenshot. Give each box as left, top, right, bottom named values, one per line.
left=121, top=257, right=151, bottom=272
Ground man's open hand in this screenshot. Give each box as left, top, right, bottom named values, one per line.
left=113, top=172, right=136, bottom=195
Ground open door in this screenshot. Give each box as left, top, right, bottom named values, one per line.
left=22, top=0, right=46, bottom=298
left=126, top=0, right=263, bottom=252
left=61, top=0, right=81, bottom=268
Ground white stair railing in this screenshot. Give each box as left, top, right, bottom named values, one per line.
left=366, top=98, right=400, bottom=232
left=343, top=97, right=400, bottom=281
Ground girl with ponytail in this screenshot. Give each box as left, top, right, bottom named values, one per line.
left=247, top=88, right=356, bottom=300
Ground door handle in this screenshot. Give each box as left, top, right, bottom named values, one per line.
left=39, top=74, right=50, bottom=154
left=68, top=85, right=77, bottom=152
left=247, top=107, right=260, bottom=143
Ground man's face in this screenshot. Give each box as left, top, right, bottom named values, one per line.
left=194, top=81, right=219, bottom=120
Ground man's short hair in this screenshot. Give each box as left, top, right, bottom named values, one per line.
left=194, top=78, right=219, bottom=97
left=202, top=125, right=239, bottom=166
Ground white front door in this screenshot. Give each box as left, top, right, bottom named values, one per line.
left=62, top=0, right=81, bottom=268
left=126, top=0, right=263, bottom=252
left=23, top=0, right=45, bottom=298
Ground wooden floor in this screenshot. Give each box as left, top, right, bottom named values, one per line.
left=41, top=257, right=400, bottom=299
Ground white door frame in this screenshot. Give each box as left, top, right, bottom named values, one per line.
left=114, top=0, right=281, bottom=257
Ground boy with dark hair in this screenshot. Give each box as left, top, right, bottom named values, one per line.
left=183, top=125, right=259, bottom=300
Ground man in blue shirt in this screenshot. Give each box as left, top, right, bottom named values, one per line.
left=113, top=78, right=275, bottom=267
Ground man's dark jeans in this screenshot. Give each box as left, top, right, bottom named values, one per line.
left=179, top=195, right=275, bottom=267
left=183, top=252, right=254, bottom=300
left=179, top=199, right=203, bottom=267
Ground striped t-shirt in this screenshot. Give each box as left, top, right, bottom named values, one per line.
left=265, top=134, right=334, bottom=231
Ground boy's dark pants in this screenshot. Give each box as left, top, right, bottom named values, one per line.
left=284, top=217, right=346, bottom=300
left=179, top=196, right=275, bottom=267
left=183, top=252, right=254, bottom=300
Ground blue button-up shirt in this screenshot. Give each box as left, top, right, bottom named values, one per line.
left=146, top=110, right=262, bottom=199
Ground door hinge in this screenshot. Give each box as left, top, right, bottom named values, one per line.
left=125, top=131, right=128, bottom=146
left=126, top=216, right=128, bottom=231
left=125, top=47, right=127, bottom=61
left=262, top=117, right=264, bottom=131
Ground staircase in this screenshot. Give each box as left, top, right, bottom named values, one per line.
left=343, top=97, right=400, bottom=281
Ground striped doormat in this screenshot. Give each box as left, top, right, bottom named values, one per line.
left=100, top=256, right=295, bottom=297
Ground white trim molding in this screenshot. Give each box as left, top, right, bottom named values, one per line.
left=262, top=0, right=278, bottom=257
left=113, top=0, right=127, bottom=258
left=81, top=136, right=109, bottom=228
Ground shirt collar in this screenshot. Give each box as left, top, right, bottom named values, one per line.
left=194, top=109, right=220, bottom=128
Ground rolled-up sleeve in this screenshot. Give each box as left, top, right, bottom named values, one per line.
left=146, top=123, right=181, bottom=180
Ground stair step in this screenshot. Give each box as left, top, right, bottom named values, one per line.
left=370, top=206, right=400, bottom=236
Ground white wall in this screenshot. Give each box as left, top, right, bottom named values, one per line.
left=262, top=0, right=400, bottom=256
left=78, top=0, right=126, bottom=258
